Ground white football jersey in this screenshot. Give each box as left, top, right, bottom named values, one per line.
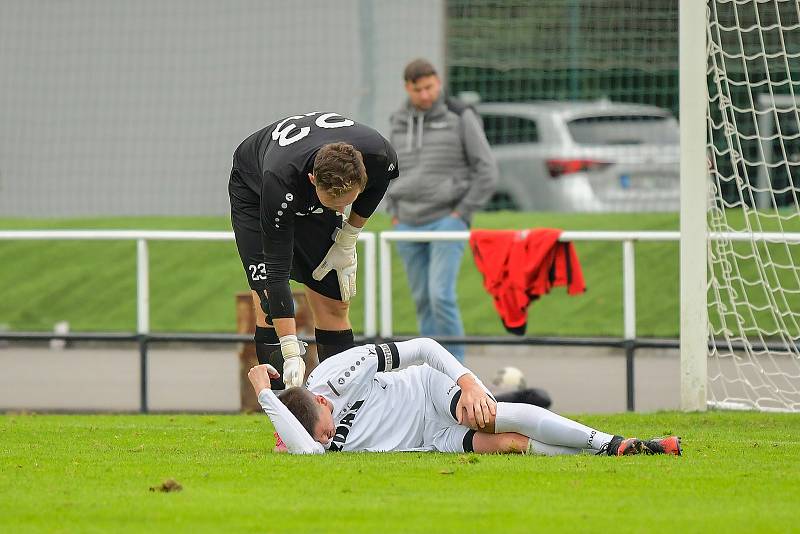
left=257, top=338, right=471, bottom=454
left=308, top=346, right=430, bottom=452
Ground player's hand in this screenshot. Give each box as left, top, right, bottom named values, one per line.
left=280, top=334, right=307, bottom=388
left=248, top=364, right=280, bottom=395
left=456, top=374, right=497, bottom=429
left=311, top=221, right=361, bottom=302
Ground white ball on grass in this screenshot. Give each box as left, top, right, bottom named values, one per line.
left=491, top=366, right=527, bottom=393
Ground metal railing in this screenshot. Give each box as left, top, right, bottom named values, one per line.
left=0, top=230, right=376, bottom=412
left=0, top=229, right=378, bottom=337
left=381, top=230, right=682, bottom=412
left=3, top=228, right=798, bottom=412
left=379, top=229, right=800, bottom=411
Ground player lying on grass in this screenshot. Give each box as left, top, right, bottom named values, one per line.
left=248, top=338, right=682, bottom=456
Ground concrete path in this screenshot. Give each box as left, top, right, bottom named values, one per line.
left=0, top=342, right=680, bottom=414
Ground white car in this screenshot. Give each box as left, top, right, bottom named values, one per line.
left=475, top=100, right=680, bottom=212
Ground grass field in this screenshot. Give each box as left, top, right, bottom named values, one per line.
left=1, top=211, right=799, bottom=338
left=2, top=411, right=799, bottom=533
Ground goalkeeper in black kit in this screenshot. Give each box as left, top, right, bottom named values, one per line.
left=229, top=112, right=399, bottom=388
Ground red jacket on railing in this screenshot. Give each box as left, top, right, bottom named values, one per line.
left=469, top=228, right=586, bottom=335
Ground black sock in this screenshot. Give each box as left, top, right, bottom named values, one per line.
left=315, top=328, right=355, bottom=362
left=254, top=326, right=285, bottom=390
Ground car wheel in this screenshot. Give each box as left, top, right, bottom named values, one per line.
left=486, top=191, right=519, bottom=211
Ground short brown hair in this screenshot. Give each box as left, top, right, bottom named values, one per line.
left=403, top=58, right=438, bottom=83
left=278, top=387, right=320, bottom=437
left=312, top=143, right=367, bottom=197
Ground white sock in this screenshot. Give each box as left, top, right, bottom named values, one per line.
left=525, top=438, right=582, bottom=456
left=495, top=402, right=614, bottom=452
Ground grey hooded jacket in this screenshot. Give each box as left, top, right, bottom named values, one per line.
left=385, top=95, right=498, bottom=225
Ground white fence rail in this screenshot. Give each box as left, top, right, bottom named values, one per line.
left=0, top=230, right=378, bottom=337
left=3, top=227, right=800, bottom=413
left=379, top=229, right=800, bottom=339
left=380, top=230, right=685, bottom=342
left=3, top=228, right=798, bottom=342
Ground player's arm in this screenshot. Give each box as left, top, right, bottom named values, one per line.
left=260, top=174, right=306, bottom=387
left=378, top=338, right=469, bottom=382
left=453, top=109, right=498, bottom=222
left=248, top=364, right=324, bottom=454
left=350, top=139, right=399, bottom=220
left=312, top=144, right=398, bottom=300
left=379, top=338, right=496, bottom=428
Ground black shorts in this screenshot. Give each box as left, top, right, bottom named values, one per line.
left=229, top=169, right=344, bottom=300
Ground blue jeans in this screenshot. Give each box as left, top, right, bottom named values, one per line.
left=395, top=216, right=466, bottom=361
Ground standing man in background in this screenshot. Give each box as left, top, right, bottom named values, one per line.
left=386, top=59, right=498, bottom=362
left=230, top=112, right=399, bottom=388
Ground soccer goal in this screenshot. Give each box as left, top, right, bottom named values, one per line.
left=681, top=0, right=800, bottom=412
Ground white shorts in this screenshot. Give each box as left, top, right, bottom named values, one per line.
left=420, top=367, right=476, bottom=453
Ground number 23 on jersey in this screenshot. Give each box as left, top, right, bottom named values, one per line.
left=271, top=112, right=355, bottom=147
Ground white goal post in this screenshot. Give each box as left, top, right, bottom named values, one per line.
left=680, top=0, right=709, bottom=412
left=682, top=0, right=800, bottom=412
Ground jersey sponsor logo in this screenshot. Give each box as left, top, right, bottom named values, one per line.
left=295, top=205, right=325, bottom=216
left=328, top=399, right=364, bottom=452
left=271, top=112, right=355, bottom=147
left=388, top=163, right=395, bottom=172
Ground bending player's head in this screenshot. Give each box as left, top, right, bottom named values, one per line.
left=279, top=387, right=336, bottom=445
left=309, top=143, right=367, bottom=213
left=403, top=58, right=441, bottom=111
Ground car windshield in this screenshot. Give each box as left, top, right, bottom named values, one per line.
left=567, top=115, right=678, bottom=146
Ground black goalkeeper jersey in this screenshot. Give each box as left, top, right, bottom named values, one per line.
left=231, top=111, right=399, bottom=314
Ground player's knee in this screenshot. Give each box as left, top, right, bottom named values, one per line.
left=321, top=298, right=350, bottom=320
left=460, top=410, right=496, bottom=432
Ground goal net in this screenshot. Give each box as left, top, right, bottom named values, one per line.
left=706, top=0, right=800, bottom=411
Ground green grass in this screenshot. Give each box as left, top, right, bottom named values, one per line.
left=1, top=411, right=798, bottom=533
left=1, top=211, right=798, bottom=338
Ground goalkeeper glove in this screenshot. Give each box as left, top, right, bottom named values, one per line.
left=279, top=334, right=307, bottom=388
left=312, top=221, right=361, bottom=302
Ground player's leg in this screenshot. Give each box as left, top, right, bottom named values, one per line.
left=229, top=170, right=285, bottom=388
left=491, top=402, right=613, bottom=453
left=425, top=367, right=589, bottom=455
left=292, top=211, right=356, bottom=361
left=427, top=216, right=467, bottom=361
left=454, top=401, right=614, bottom=454
left=470, top=432, right=527, bottom=453
left=304, top=286, right=355, bottom=361
left=431, top=357, right=678, bottom=456
left=491, top=403, right=681, bottom=456
left=470, top=432, right=585, bottom=455
left=394, top=222, right=434, bottom=336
